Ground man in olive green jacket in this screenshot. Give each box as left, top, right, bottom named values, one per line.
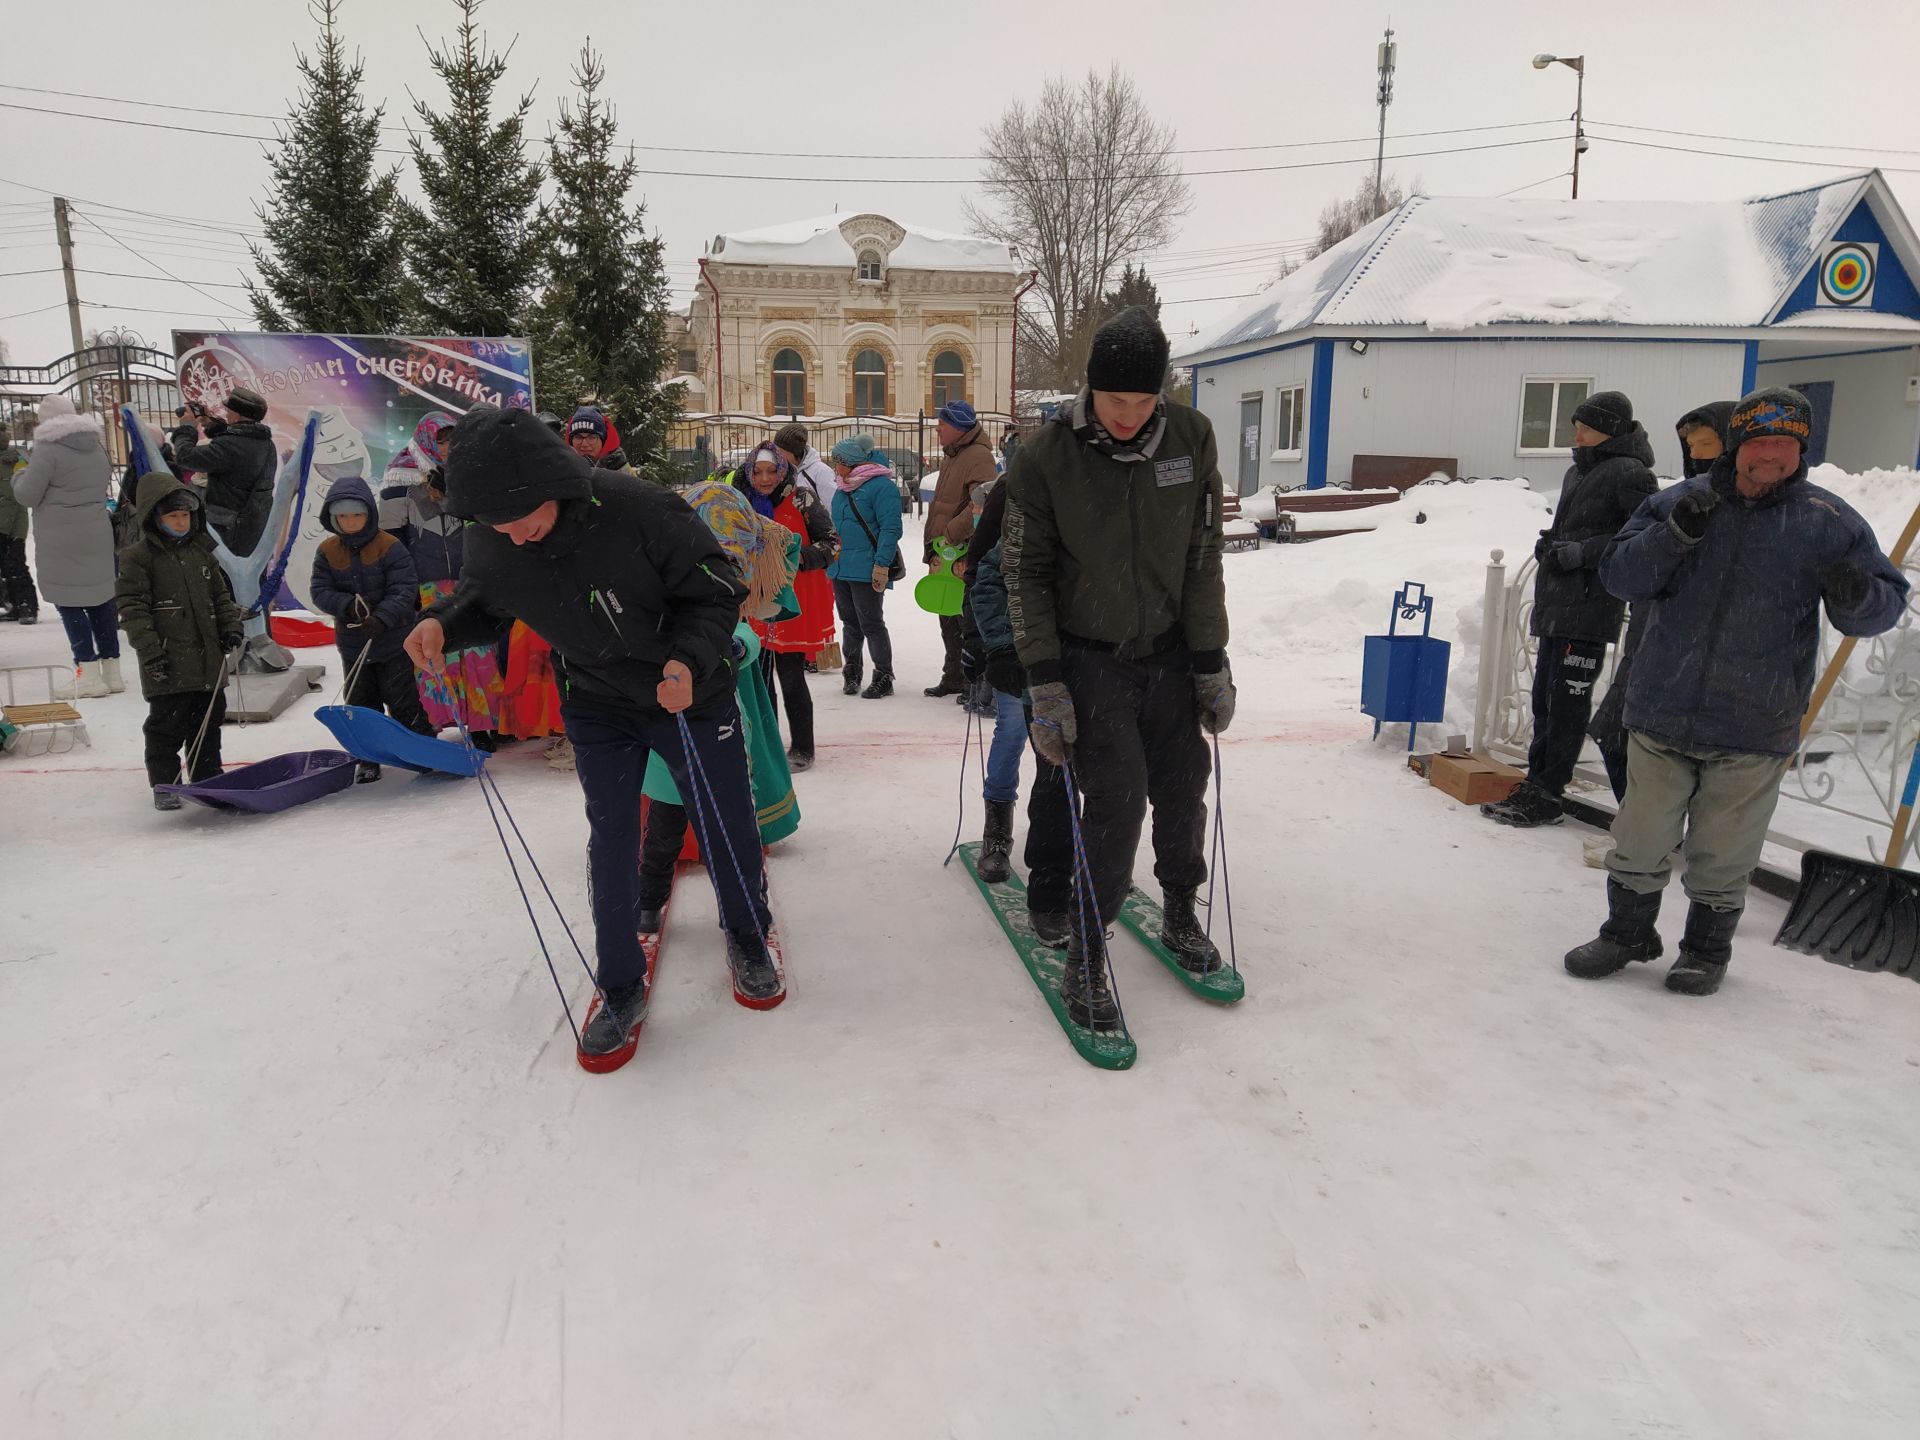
left=0, top=426, right=38, bottom=621
left=1002, top=307, right=1236, bottom=1029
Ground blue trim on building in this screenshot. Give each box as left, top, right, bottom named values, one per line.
left=1773, top=200, right=1920, bottom=324
left=1306, top=340, right=1334, bottom=489
left=1756, top=342, right=1920, bottom=366
left=1741, top=340, right=1759, bottom=394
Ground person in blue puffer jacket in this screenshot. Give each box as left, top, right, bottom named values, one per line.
left=825, top=434, right=903, bottom=699
left=311, top=474, right=432, bottom=779
left=1563, top=387, right=1909, bottom=997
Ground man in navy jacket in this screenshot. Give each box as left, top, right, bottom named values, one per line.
left=1564, top=388, right=1909, bottom=995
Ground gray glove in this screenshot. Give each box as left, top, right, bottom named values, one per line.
left=1550, top=541, right=1584, bottom=573
left=1028, top=681, right=1076, bottom=765
left=1193, top=663, right=1237, bottom=735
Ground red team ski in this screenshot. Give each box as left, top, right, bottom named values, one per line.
left=732, top=865, right=788, bottom=1010
left=575, top=861, right=689, bottom=1073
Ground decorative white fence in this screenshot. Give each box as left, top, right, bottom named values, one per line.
left=1470, top=547, right=1920, bottom=869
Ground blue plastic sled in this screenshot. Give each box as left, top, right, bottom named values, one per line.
left=157, top=749, right=358, bottom=813
left=316, top=704, right=487, bottom=778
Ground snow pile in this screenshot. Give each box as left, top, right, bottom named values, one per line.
left=713, top=213, right=1022, bottom=273
left=1810, top=464, right=1920, bottom=553
left=1227, top=478, right=1553, bottom=731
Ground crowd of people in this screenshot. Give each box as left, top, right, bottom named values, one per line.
left=2, top=304, right=1908, bottom=1053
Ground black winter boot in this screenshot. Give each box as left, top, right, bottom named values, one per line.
left=637, top=907, right=664, bottom=936
left=1061, top=926, right=1121, bottom=1031
left=924, top=678, right=964, bottom=698
left=978, top=799, right=1015, bottom=884
left=152, top=787, right=183, bottom=812
left=579, top=980, right=649, bottom=1058
left=1160, top=889, right=1224, bottom=974
left=726, top=927, right=783, bottom=1004
left=1481, top=779, right=1565, bottom=827
left=1564, top=880, right=1665, bottom=978
left=787, top=747, right=814, bottom=772
left=355, top=762, right=382, bottom=784
left=861, top=669, right=894, bottom=699
left=1665, top=902, right=1739, bottom=996
left=842, top=660, right=863, bottom=697
left=1028, top=910, right=1069, bottom=948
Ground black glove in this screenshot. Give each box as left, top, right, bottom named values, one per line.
left=1669, top=486, right=1719, bottom=542
left=359, top=616, right=388, bottom=639
left=1533, top=532, right=1553, bottom=563
left=1822, top=564, right=1871, bottom=612
left=142, top=657, right=170, bottom=687
left=960, top=643, right=983, bottom=686
left=986, top=648, right=1025, bottom=698
left=219, top=631, right=244, bottom=653
left=1550, top=541, right=1584, bottom=573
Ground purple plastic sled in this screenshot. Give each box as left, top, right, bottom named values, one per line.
left=156, top=749, right=358, bottom=813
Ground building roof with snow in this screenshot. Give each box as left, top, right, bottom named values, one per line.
left=709, top=212, right=1023, bottom=274
left=1180, top=171, right=1920, bottom=361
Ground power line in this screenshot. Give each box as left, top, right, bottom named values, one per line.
left=77, top=268, right=251, bottom=290
left=1584, top=130, right=1920, bottom=175
left=1588, top=117, right=1920, bottom=158
left=1497, top=169, right=1574, bottom=197
left=0, top=301, right=68, bottom=323
left=0, top=175, right=265, bottom=236
left=80, top=301, right=250, bottom=320
left=70, top=210, right=241, bottom=312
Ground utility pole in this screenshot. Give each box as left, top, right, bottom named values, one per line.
left=1571, top=59, right=1587, bottom=199
left=52, top=198, right=86, bottom=360
left=1374, top=26, right=1397, bottom=215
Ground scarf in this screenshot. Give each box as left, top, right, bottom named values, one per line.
left=836, top=461, right=891, bottom=493
left=685, top=480, right=799, bottom=620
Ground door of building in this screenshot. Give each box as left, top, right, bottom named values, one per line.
left=1790, top=379, right=1835, bottom=467
left=1239, top=393, right=1263, bottom=496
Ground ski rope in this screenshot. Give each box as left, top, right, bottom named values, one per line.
left=1204, top=730, right=1240, bottom=976
left=178, top=652, right=230, bottom=785
left=942, top=695, right=989, bottom=866
left=431, top=665, right=598, bottom=1047
left=1060, top=756, right=1130, bottom=1038
left=675, top=710, right=771, bottom=958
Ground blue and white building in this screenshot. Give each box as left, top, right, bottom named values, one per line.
left=1177, top=171, right=1920, bottom=492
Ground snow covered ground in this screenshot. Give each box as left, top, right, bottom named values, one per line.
left=4, top=492, right=1918, bottom=1438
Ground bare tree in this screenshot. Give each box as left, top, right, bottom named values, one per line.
left=1309, top=173, right=1408, bottom=260
left=967, top=67, right=1191, bottom=391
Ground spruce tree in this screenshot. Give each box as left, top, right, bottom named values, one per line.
left=247, top=0, right=413, bottom=332
left=404, top=0, right=544, bottom=337
left=1097, top=263, right=1162, bottom=328
left=526, top=42, right=677, bottom=460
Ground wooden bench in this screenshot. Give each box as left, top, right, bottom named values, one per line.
left=1265, top=486, right=1403, bottom=543
left=1221, top=492, right=1261, bottom=552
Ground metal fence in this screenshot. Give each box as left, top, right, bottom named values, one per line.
left=0, top=344, right=181, bottom=467
left=660, top=410, right=1020, bottom=509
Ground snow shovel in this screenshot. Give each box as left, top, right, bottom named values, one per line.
left=1774, top=741, right=1920, bottom=981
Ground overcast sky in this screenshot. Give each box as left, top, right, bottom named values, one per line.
left=4, top=0, right=1918, bottom=366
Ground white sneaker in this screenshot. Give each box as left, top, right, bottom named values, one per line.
left=100, top=656, right=127, bottom=693
left=545, top=736, right=576, bottom=772
left=54, top=661, right=111, bottom=701
left=1582, top=833, right=1615, bottom=870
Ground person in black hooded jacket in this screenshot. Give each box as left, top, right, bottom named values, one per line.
left=1484, top=389, right=1658, bottom=827
left=170, top=387, right=278, bottom=558
left=1582, top=400, right=1736, bottom=802
left=406, top=406, right=777, bottom=1069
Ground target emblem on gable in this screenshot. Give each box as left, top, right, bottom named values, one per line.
left=1817, top=241, right=1878, bottom=306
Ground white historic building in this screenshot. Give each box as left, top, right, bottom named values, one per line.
left=688, top=212, right=1028, bottom=419
left=1177, top=171, right=1920, bottom=494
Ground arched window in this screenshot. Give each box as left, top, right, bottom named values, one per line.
left=857, top=249, right=883, bottom=282
left=853, top=348, right=888, bottom=416
left=772, top=347, right=806, bottom=415
left=931, top=350, right=966, bottom=411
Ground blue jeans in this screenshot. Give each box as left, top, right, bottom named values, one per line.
left=57, top=598, right=121, bottom=662
left=984, top=686, right=1028, bottom=804
left=562, top=693, right=771, bottom=991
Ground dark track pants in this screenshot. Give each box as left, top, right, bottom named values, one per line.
left=345, top=649, right=433, bottom=734
left=1023, top=747, right=1073, bottom=917
left=0, top=537, right=37, bottom=617
left=1526, top=636, right=1607, bottom=797
left=145, top=688, right=225, bottom=787
left=1061, top=646, right=1210, bottom=935
left=937, top=613, right=966, bottom=687
left=758, top=648, right=814, bottom=754
left=563, top=695, right=770, bottom=991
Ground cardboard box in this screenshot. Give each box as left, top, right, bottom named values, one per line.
left=1429, top=753, right=1524, bottom=806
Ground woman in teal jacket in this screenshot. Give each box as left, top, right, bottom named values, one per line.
left=825, top=434, right=902, bottom=699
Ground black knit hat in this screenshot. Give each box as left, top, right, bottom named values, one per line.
left=444, top=406, right=595, bottom=524
left=1086, top=307, right=1171, bottom=394
left=225, top=387, right=268, bottom=422
left=1728, top=386, right=1814, bottom=453
left=1570, top=390, right=1632, bottom=438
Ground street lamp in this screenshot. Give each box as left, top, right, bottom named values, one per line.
left=1531, top=53, right=1588, bottom=199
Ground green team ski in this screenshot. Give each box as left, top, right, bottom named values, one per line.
left=958, top=842, right=1135, bottom=1071
left=1116, top=887, right=1246, bottom=1005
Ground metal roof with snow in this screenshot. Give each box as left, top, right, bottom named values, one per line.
left=1179, top=171, right=1920, bottom=361
left=710, top=212, right=1023, bottom=274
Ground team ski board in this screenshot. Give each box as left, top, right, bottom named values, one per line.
left=1116, top=887, right=1246, bottom=1004
left=958, top=842, right=1135, bottom=1071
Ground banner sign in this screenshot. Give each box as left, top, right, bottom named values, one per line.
left=172, top=331, right=533, bottom=607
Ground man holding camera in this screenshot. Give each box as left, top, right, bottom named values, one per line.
left=170, top=388, right=277, bottom=558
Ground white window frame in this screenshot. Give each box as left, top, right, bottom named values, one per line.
left=1270, top=382, right=1306, bottom=461
left=1515, top=375, right=1595, bottom=457
left=857, top=249, right=883, bottom=283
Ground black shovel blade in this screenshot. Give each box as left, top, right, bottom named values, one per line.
left=1775, top=849, right=1920, bottom=980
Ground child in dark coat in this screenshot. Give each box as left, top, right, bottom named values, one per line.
left=115, top=472, right=244, bottom=810
left=310, top=475, right=431, bottom=781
